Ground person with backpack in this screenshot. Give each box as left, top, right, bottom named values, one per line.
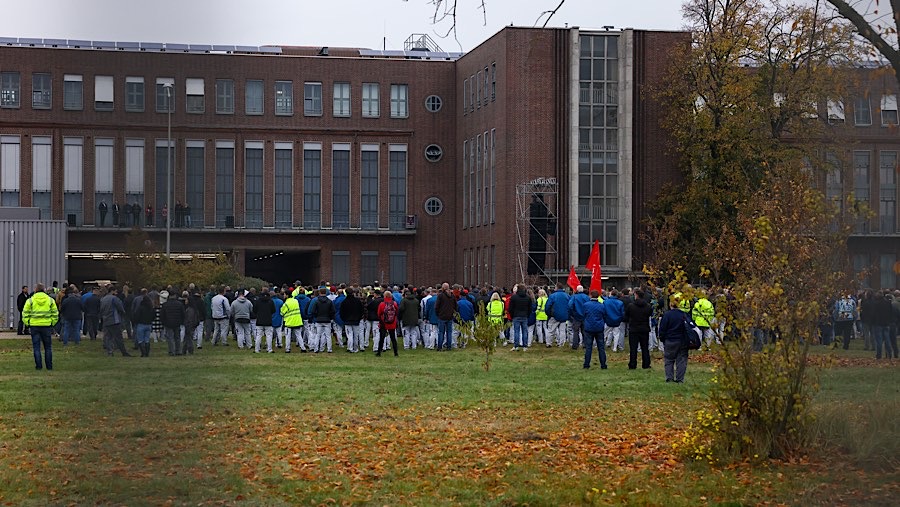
left=657, top=295, right=692, bottom=383
left=376, top=290, right=400, bottom=356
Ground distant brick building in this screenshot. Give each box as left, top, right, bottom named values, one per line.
left=1, top=27, right=893, bottom=288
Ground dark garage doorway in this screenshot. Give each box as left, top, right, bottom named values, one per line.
left=245, top=249, right=319, bottom=287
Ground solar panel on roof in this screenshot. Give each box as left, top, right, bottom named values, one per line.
left=166, top=43, right=189, bottom=51
left=212, top=44, right=234, bottom=52
left=92, top=41, right=115, bottom=48
left=19, top=37, right=41, bottom=45
left=258, top=46, right=281, bottom=54
left=383, top=50, right=404, bottom=57
left=43, top=38, right=66, bottom=46
left=68, top=39, right=90, bottom=47
left=235, top=45, right=257, bottom=52
left=140, top=42, right=164, bottom=50
left=189, top=44, right=212, bottom=52
left=116, top=41, right=140, bottom=49
left=358, top=49, right=382, bottom=56
left=0, top=37, right=18, bottom=45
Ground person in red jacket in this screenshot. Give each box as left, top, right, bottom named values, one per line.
left=377, top=290, right=400, bottom=357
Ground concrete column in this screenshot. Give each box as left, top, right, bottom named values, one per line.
left=568, top=28, right=581, bottom=268
left=619, top=30, right=635, bottom=271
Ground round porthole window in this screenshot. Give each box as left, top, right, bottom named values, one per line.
left=425, top=95, right=443, bottom=112
left=424, top=197, right=444, bottom=216
left=424, top=144, right=443, bottom=163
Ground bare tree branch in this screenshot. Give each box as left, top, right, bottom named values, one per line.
left=535, top=0, right=567, bottom=28
left=825, top=0, right=900, bottom=85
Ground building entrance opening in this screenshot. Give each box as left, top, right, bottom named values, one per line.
left=245, top=249, right=319, bottom=287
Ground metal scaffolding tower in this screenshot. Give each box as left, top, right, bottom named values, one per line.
left=515, top=177, right=560, bottom=285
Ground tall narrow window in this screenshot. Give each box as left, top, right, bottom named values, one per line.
left=332, top=251, right=350, bottom=284
left=155, top=140, right=173, bottom=227
left=185, top=141, right=204, bottom=228
left=360, top=251, right=378, bottom=285
left=827, top=100, right=844, bottom=124
left=63, top=137, right=83, bottom=225
left=94, top=75, right=114, bottom=111
left=64, top=74, right=83, bottom=110
left=881, top=94, right=898, bottom=125
left=303, top=143, right=322, bottom=228
left=881, top=254, right=898, bottom=289
left=390, top=84, right=408, bottom=118
left=333, top=82, right=350, bottom=117
left=361, top=145, right=379, bottom=230
left=362, top=83, right=379, bottom=118
left=1, top=72, right=20, bottom=108
left=880, top=151, right=897, bottom=233
left=1, top=136, right=21, bottom=207
left=32, top=73, right=51, bottom=109
left=245, top=80, right=263, bottom=115
left=216, top=79, right=234, bottom=114
left=304, top=82, right=322, bottom=116
left=491, top=128, right=496, bottom=223
left=275, top=81, right=293, bottom=115
left=245, top=142, right=263, bottom=228
left=476, top=70, right=482, bottom=108
left=185, top=78, right=205, bottom=113
left=462, top=140, right=468, bottom=228
left=94, top=138, right=114, bottom=225
left=469, top=75, right=475, bottom=111
left=469, top=136, right=475, bottom=226
left=389, top=145, right=407, bottom=229
left=156, top=78, right=174, bottom=113
left=32, top=137, right=52, bottom=218
left=125, top=77, right=144, bottom=112
left=491, top=62, right=496, bottom=101
left=125, top=139, right=145, bottom=221
left=483, top=130, right=489, bottom=225
left=463, top=79, right=468, bottom=114
left=215, top=141, right=234, bottom=228
left=854, top=151, right=871, bottom=233
left=854, top=96, right=871, bottom=125
left=476, top=134, right=482, bottom=225
left=389, top=251, right=407, bottom=284
left=483, top=67, right=489, bottom=106
left=274, top=143, right=292, bottom=228
left=332, top=143, right=350, bottom=229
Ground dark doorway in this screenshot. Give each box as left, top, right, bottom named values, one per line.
left=245, top=249, right=319, bottom=287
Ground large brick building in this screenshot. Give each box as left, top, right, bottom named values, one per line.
left=0, top=27, right=895, bottom=288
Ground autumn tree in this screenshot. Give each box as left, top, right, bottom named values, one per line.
left=648, top=0, right=858, bottom=460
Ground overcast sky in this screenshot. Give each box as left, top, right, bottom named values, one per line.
left=0, top=0, right=686, bottom=52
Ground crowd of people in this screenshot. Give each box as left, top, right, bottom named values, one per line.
left=18, top=279, right=900, bottom=380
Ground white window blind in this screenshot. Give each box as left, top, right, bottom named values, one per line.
left=63, top=138, right=83, bottom=192
left=157, top=77, right=174, bottom=86
left=388, top=144, right=407, bottom=152
left=32, top=137, right=51, bottom=191
left=1, top=136, right=20, bottom=191
left=882, top=95, right=898, bottom=111
left=125, top=140, right=144, bottom=193
left=361, top=143, right=379, bottom=152
left=94, top=76, right=114, bottom=102
left=95, top=139, right=114, bottom=192
left=303, top=142, right=322, bottom=151
left=274, top=142, right=292, bottom=150
left=186, top=78, right=204, bottom=95
left=245, top=141, right=264, bottom=150
left=126, top=76, right=144, bottom=84
left=827, top=100, right=845, bottom=121
left=64, top=74, right=82, bottom=82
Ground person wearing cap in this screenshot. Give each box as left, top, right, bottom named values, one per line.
left=280, top=290, right=305, bottom=353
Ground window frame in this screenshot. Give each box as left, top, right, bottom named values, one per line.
left=31, top=73, right=52, bottom=110
left=390, top=84, right=408, bottom=119
left=333, top=82, right=351, bottom=117
left=245, top=79, right=264, bottom=116
left=125, top=77, right=144, bottom=112
left=425, top=94, right=442, bottom=113
left=362, top=82, right=379, bottom=118
left=304, top=82, right=323, bottom=116
left=1, top=71, right=21, bottom=108
left=274, top=80, right=293, bottom=116
left=216, top=79, right=235, bottom=114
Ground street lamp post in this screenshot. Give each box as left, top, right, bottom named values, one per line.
left=164, top=83, right=172, bottom=257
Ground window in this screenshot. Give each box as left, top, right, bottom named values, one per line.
left=476, top=70, right=482, bottom=108
left=125, top=77, right=144, bottom=112
left=881, top=254, right=898, bottom=289
left=388, top=145, right=407, bottom=229
left=827, top=100, right=844, bottom=124
left=333, top=82, right=350, bottom=117
left=389, top=251, right=407, bottom=285
left=854, top=151, right=871, bottom=202
left=303, top=143, right=321, bottom=228
left=274, top=143, right=292, bottom=228
left=215, top=142, right=234, bottom=227
left=463, top=79, right=468, bottom=114
left=483, top=130, right=489, bottom=225
left=462, top=140, right=468, bottom=228
left=390, top=84, right=408, bottom=118
left=491, top=62, right=496, bottom=101
left=216, top=79, right=234, bottom=114
left=362, top=83, right=379, bottom=117
left=186, top=78, right=204, bottom=113
left=360, top=251, right=378, bottom=285
left=155, top=141, right=173, bottom=226
left=425, top=95, right=442, bottom=112
left=94, top=138, right=113, bottom=225
left=424, top=197, right=443, bottom=216
left=125, top=139, right=145, bottom=219
left=244, top=142, right=263, bottom=227
left=469, top=75, right=475, bottom=111
left=881, top=95, right=898, bottom=125
left=1, top=136, right=21, bottom=207
left=469, top=136, right=475, bottom=227
left=156, top=78, right=174, bottom=113
left=332, top=144, right=350, bottom=229
left=361, top=145, right=378, bottom=230
left=854, top=96, right=871, bottom=125
left=275, top=81, right=293, bottom=115
left=1, top=72, right=20, bottom=108
left=186, top=141, right=204, bottom=228
left=332, top=251, right=350, bottom=284
left=245, top=80, right=263, bottom=115
left=476, top=134, right=482, bottom=225
left=304, top=82, right=322, bottom=116
left=32, top=137, right=52, bottom=218
left=32, top=73, right=51, bottom=109
left=880, top=151, right=897, bottom=233
left=483, top=67, right=489, bottom=105
left=491, top=128, right=496, bottom=223
left=94, top=75, right=114, bottom=111
left=64, top=74, right=83, bottom=110
left=63, top=137, right=83, bottom=225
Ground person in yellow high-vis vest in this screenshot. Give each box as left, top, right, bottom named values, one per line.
left=535, top=289, right=550, bottom=347
left=487, top=292, right=506, bottom=341
left=23, top=283, right=59, bottom=371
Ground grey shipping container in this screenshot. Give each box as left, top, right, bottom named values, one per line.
left=0, top=220, right=67, bottom=330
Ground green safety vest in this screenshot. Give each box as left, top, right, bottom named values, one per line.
left=280, top=297, right=304, bottom=327
left=487, top=300, right=505, bottom=323
left=23, top=292, right=59, bottom=327
left=536, top=296, right=549, bottom=320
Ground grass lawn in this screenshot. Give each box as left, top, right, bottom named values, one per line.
left=0, top=333, right=897, bottom=506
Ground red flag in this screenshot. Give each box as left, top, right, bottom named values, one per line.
left=567, top=265, right=580, bottom=292
left=586, top=240, right=602, bottom=293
